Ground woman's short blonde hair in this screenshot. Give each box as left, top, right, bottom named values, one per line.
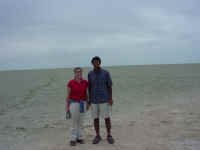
left=73, top=67, right=82, bottom=72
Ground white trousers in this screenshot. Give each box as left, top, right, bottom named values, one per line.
left=70, top=102, right=85, bottom=141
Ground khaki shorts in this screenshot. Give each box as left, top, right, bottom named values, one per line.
left=91, top=103, right=111, bottom=119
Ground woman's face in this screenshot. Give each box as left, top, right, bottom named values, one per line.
left=74, top=69, right=82, bottom=79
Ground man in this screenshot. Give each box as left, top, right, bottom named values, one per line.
left=88, top=56, right=115, bottom=144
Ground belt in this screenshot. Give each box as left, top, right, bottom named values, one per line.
left=69, top=99, right=85, bottom=113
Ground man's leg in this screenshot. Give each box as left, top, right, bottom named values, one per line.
left=101, top=103, right=115, bottom=144
left=91, top=104, right=102, bottom=144
left=92, top=118, right=102, bottom=144
left=94, top=118, right=100, bottom=136
left=100, top=103, right=111, bottom=136
left=105, top=117, right=111, bottom=136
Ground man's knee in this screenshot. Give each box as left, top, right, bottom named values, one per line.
left=94, top=118, right=99, bottom=122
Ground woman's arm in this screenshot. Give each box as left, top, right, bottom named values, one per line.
left=65, top=87, right=71, bottom=112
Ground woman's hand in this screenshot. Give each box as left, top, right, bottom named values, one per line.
left=65, top=103, right=70, bottom=112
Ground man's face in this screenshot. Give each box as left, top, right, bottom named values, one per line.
left=92, top=60, right=100, bottom=68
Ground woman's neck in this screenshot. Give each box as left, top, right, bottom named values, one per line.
left=75, top=77, right=82, bottom=83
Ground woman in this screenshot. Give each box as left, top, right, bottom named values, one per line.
left=65, top=67, right=89, bottom=146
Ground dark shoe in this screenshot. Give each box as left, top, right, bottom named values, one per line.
left=92, top=135, right=102, bottom=144
left=77, top=139, right=84, bottom=144
left=70, top=141, right=76, bottom=146
left=107, top=135, right=115, bottom=144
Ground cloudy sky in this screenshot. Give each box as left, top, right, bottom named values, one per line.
left=0, top=0, right=200, bottom=70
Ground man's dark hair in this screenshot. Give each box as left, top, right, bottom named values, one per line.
left=91, top=56, right=101, bottom=64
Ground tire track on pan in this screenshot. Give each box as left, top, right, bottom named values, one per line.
left=0, top=76, right=56, bottom=115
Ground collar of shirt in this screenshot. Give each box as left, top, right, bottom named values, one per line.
left=73, top=78, right=83, bottom=84
left=93, top=67, right=102, bottom=73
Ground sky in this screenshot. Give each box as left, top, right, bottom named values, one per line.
left=0, top=0, right=200, bottom=70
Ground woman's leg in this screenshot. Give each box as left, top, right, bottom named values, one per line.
left=77, top=102, right=85, bottom=140
left=70, top=103, right=79, bottom=141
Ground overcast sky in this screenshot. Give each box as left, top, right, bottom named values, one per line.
left=0, top=0, right=200, bottom=70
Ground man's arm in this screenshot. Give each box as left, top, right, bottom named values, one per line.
left=108, top=86, right=113, bottom=105
left=106, top=71, right=113, bottom=105
left=85, top=90, right=90, bottom=110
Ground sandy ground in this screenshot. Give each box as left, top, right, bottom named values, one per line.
left=8, top=99, right=200, bottom=150
left=1, top=65, right=200, bottom=150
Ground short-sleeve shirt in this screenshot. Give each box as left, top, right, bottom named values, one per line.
left=67, top=79, right=88, bottom=101
left=88, top=68, right=112, bottom=104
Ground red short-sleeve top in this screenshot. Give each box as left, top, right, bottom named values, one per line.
left=67, top=79, right=88, bottom=101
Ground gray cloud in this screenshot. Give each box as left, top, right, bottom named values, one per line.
left=0, top=0, right=200, bottom=70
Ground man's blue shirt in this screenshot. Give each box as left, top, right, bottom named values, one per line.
left=88, top=68, right=112, bottom=104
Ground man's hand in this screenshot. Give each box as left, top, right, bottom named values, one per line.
left=108, top=99, right=113, bottom=106
left=86, top=102, right=90, bottom=111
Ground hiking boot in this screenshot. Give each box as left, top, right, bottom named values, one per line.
left=92, top=135, right=102, bottom=144
left=107, top=135, right=115, bottom=144
left=70, top=141, right=76, bottom=146
left=77, top=139, right=84, bottom=144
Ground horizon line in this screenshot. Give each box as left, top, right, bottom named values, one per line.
left=0, top=62, right=200, bottom=72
